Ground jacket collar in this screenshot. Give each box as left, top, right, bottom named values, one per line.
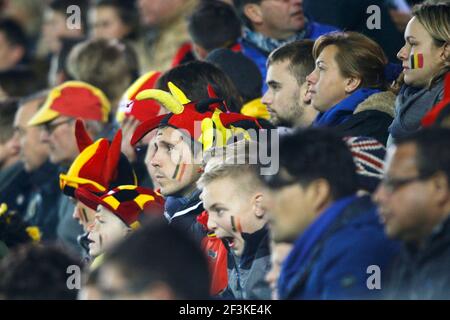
left=313, top=88, right=381, bottom=127
left=242, top=19, right=310, bottom=54
left=240, top=224, right=270, bottom=266
left=164, top=188, right=202, bottom=221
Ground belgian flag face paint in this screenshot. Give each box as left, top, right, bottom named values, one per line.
left=410, top=53, right=424, bottom=69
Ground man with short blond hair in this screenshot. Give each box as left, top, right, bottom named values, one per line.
left=198, top=144, right=271, bottom=299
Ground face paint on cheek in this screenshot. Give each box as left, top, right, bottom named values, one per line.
left=99, top=234, right=103, bottom=249
left=172, top=153, right=187, bottom=182
left=230, top=215, right=242, bottom=234
left=81, top=208, right=89, bottom=223
left=410, top=53, right=424, bottom=69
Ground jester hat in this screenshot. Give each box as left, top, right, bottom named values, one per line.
left=28, top=81, right=111, bottom=126
left=130, top=82, right=273, bottom=152
left=75, top=185, right=165, bottom=229
left=422, top=73, right=450, bottom=127
left=59, top=120, right=137, bottom=197
left=116, top=71, right=162, bottom=123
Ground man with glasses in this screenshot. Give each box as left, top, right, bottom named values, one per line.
left=10, top=91, right=60, bottom=240
left=259, top=128, right=399, bottom=299
left=27, top=81, right=111, bottom=254
left=374, top=128, right=450, bottom=299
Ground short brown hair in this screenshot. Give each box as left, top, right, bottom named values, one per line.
left=313, top=32, right=388, bottom=90
left=267, top=40, right=315, bottom=85
left=67, top=39, right=139, bottom=106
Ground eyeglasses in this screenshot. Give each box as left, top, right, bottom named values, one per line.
left=41, top=118, right=74, bottom=134
left=380, top=175, right=428, bottom=193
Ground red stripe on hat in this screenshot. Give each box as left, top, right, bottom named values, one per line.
left=351, top=151, right=384, bottom=170
left=51, top=87, right=105, bottom=121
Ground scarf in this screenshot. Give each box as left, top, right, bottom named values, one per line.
left=278, top=195, right=358, bottom=299
left=389, top=79, right=444, bottom=141
left=242, top=19, right=309, bottom=54
left=313, top=88, right=381, bottom=127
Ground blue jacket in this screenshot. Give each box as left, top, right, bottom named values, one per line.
left=240, top=21, right=339, bottom=92
left=278, top=195, right=400, bottom=300
left=164, top=189, right=206, bottom=244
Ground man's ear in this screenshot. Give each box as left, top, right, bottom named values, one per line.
left=441, top=42, right=450, bottom=62
left=344, top=77, right=362, bottom=94
left=431, top=172, right=450, bottom=206
left=243, top=3, right=264, bottom=25
left=192, top=43, right=208, bottom=60
left=306, top=179, right=333, bottom=215
left=253, top=193, right=265, bottom=219
left=10, top=45, right=25, bottom=66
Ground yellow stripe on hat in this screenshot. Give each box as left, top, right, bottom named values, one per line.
left=124, top=71, right=159, bottom=100
left=117, top=185, right=138, bottom=191
left=241, top=98, right=270, bottom=120
left=129, top=221, right=141, bottom=230
left=59, top=174, right=107, bottom=193
left=102, top=195, right=121, bottom=210
left=27, top=88, right=62, bottom=126
left=134, top=194, right=155, bottom=209
left=60, top=140, right=104, bottom=190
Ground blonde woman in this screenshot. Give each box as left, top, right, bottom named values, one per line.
left=388, top=2, right=450, bottom=145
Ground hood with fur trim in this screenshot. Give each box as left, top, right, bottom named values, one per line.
left=353, top=91, right=396, bottom=117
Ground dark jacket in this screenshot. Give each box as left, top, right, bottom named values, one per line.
left=164, top=189, right=206, bottom=243
left=278, top=195, right=400, bottom=300
left=240, top=21, right=339, bottom=92
left=226, top=226, right=271, bottom=300
left=0, top=161, right=31, bottom=216
left=23, top=160, right=60, bottom=241
left=386, top=215, right=450, bottom=300
left=334, top=91, right=396, bottom=145
left=303, top=0, right=404, bottom=62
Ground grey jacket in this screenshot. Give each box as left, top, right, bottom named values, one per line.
left=226, top=226, right=271, bottom=300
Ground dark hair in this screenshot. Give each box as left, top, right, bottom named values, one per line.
left=157, top=61, right=243, bottom=112
left=0, top=18, right=27, bottom=50
left=232, top=0, right=261, bottom=30
left=49, top=0, right=89, bottom=33
left=99, top=218, right=210, bottom=299
left=0, top=99, right=19, bottom=143
left=188, top=1, right=242, bottom=51
left=0, top=244, right=81, bottom=300
left=396, top=128, right=450, bottom=181
left=313, top=32, right=389, bottom=90
left=267, top=40, right=315, bottom=85
left=261, top=128, right=358, bottom=200
left=206, top=48, right=262, bottom=103
left=0, top=67, right=46, bottom=98
left=93, top=0, right=140, bottom=40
